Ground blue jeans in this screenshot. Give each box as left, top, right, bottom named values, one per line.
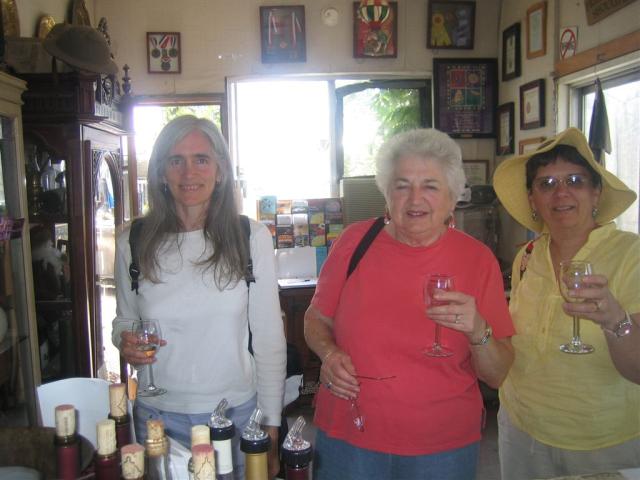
left=133, top=396, right=257, bottom=480
left=313, top=430, right=479, bottom=480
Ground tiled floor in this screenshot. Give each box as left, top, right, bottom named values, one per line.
left=283, top=400, right=501, bottom=480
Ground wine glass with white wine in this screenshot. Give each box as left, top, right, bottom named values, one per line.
left=132, top=319, right=167, bottom=396
left=558, top=261, right=595, bottom=355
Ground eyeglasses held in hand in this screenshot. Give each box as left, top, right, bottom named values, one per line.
left=532, top=174, right=591, bottom=193
left=349, top=374, right=396, bottom=432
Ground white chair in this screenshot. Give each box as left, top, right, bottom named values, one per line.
left=36, top=377, right=111, bottom=449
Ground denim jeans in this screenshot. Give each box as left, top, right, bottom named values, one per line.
left=133, top=395, right=257, bottom=480
left=313, top=429, right=479, bottom=480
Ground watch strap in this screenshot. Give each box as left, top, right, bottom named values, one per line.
left=470, top=325, right=492, bottom=346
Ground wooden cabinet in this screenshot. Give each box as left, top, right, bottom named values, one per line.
left=20, top=72, right=129, bottom=383
left=0, top=72, right=40, bottom=423
left=279, top=286, right=319, bottom=404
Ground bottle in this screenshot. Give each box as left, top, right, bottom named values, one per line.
left=192, top=444, right=216, bottom=480
left=240, top=408, right=271, bottom=480
left=108, top=383, right=132, bottom=449
left=121, top=443, right=145, bottom=480
left=40, top=156, right=57, bottom=191
left=145, top=419, right=173, bottom=480
left=209, top=399, right=235, bottom=480
left=188, top=424, right=213, bottom=479
left=282, top=416, right=312, bottom=480
left=94, top=419, right=119, bottom=480
left=54, top=404, right=80, bottom=480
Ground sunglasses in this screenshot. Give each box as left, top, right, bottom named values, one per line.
left=532, top=174, right=591, bottom=193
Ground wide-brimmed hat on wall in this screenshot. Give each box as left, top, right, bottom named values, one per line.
left=43, top=23, right=118, bottom=75
left=493, top=127, right=636, bottom=233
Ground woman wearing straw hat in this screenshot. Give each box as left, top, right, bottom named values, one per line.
left=493, top=127, right=639, bottom=479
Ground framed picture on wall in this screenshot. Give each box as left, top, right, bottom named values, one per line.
left=433, top=58, right=498, bottom=138
left=526, top=1, right=547, bottom=59
left=520, top=79, right=545, bottom=130
left=353, top=1, right=397, bottom=58
left=519, top=136, right=546, bottom=154
left=147, top=32, right=181, bottom=73
left=502, top=22, right=521, bottom=81
left=497, top=102, right=515, bottom=155
left=463, top=160, right=489, bottom=185
left=260, top=6, right=306, bottom=63
left=427, top=1, right=475, bottom=49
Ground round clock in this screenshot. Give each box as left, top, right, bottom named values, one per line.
left=321, top=7, right=339, bottom=27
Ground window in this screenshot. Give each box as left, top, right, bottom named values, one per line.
left=227, top=76, right=431, bottom=217
left=580, top=71, right=640, bottom=233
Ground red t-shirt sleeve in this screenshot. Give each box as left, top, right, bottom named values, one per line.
left=474, top=250, right=514, bottom=339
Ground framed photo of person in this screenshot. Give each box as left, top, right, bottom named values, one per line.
left=427, top=1, right=475, bottom=49
left=502, top=22, right=521, bottom=81
left=147, top=32, right=181, bottom=73
left=433, top=58, right=498, bottom=138
left=260, top=5, right=306, bottom=63
left=353, top=1, right=398, bottom=58
left=526, top=1, right=547, bottom=59
left=497, top=102, right=515, bottom=155
left=520, top=79, right=545, bottom=130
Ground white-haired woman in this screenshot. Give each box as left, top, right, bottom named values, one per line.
left=113, top=116, right=286, bottom=479
left=494, top=127, right=639, bottom=479
left=305, top=128, right=515, bottom=479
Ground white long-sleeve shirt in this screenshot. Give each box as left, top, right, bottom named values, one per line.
left=112, top=219, right=286, bottom=426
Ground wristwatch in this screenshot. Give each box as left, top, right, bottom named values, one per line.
left=470, top=325, right=492, bottom=345
left=609, top=311, right=633, bottom=338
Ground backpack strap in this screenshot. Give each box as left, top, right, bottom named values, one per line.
left=239, top=215, right=255, bottom=287
left=129, top=218, right=144, bottom=294
left=347, top=216, right=386, bottom=278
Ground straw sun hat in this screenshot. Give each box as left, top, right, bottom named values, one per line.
left=493, top=127, right=636, bottom=233
left=43, top=23, right=118, bottom=75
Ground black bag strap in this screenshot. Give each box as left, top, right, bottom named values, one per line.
left=128, top=215, right=254, bottom=294
left=347, top=216, right=386, bottom=278
left=239, top=214, right=255, bottom=287
left=128, top=218, right=144, bottom=294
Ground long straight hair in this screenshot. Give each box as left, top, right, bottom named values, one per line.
left=137, top=115, right=248, bottom=289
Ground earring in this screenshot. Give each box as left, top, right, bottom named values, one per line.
left=383, top=207, right=391, bottom=225
left=531, top=210, right=538, bottom=221
left=447, top=213, right=456, bottom=229
left=162, top=183, right=169, bottom=194
left=592, top=206, right=598, bottom=218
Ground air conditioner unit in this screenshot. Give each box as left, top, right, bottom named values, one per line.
left=340, top=176, right=387, bottom=226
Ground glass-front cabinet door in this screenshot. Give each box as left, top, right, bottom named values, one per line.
left=0, top=72, right=40, bottom=426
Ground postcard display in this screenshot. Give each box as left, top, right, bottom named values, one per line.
left=258, top=197, right=344, bottom=270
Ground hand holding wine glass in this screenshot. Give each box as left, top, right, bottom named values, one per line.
left=424, top=274, right=454, bottom=357
left=132, top=319, right=167, bottom=396
left=558, top=261, right=595, bottom=354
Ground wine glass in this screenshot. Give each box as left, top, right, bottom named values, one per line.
left=424, top=274, right=454, bottom=357
left=558, top=261, right=595, bottom=354
left=132, top=319, right=167, bottom=396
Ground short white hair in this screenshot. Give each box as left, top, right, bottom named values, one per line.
left=375, top=128, right=466, bottom=204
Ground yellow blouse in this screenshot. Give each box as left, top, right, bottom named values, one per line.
left=500, top=222, right=640, bottom=450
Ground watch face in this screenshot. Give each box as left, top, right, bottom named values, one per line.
left=615, top=319, right=633, bottom=337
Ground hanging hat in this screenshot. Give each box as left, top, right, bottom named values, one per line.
left=43, top=23, right=118, bottom=75
left=493, top=127, right=636, bottom=233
